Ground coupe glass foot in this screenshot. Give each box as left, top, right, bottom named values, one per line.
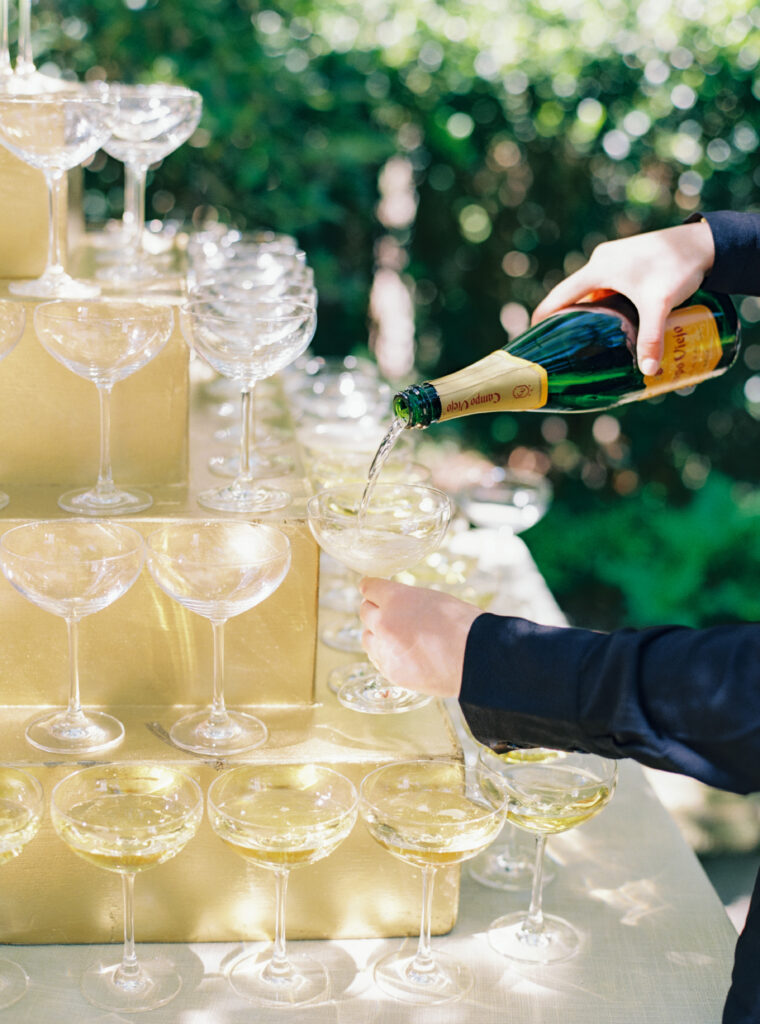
left=229, top=949, right=328, bottom=1007
left=373, top=948, right=472, bottom=1005
left=58, top=486, right=153, bottom=516
left=488, top=910, right=580, bottom=964
left=333, top=663, right=432, bottom=714
left=82, top=956, right=181, bottom=1013
left=25, top=709, right=125, bottom=755
left=170, top=709, right=268, bottom=756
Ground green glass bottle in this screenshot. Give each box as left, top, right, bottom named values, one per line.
left=393, top=290, right=740, bottom=426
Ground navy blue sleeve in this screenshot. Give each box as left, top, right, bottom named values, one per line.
left=459, top=613, right=760, bottom=794
left=686, top=211, right=760, bottom=295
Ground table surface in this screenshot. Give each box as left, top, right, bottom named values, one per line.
left=0, top=527, right=740, bottom=1022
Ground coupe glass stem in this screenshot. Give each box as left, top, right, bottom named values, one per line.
left=263, top=868, right=292, bottom=982
left=16, top=0, right=33, bottom=75
left=238, top=385, right=255, bottom=486
left=410, top=865, right=437, bottom=978
left=0, top=0, right=11, bottom=77
left=65, top=616, right=85, bottom=719
left=524, top=834, right=547, bottom=935
left=126, top=162, right=148, bottom=257
left=45, top=170, right=68, bottom=282
left=95, top=384, right=118, bottom=501
left=210, top=619, right=229, bottom=725
left=115, top=871, right=144, bottom=991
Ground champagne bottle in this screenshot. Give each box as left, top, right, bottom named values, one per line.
left=393, top=290, right=740, bottom=426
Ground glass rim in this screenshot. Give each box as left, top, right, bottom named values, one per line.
left=144, top=519, right=291, bottom=568
left=33, top=298, right=175, bottom=323
left=50, top=763, right=203, bottom=826
left=180, top=297, right=316, bottom=324
left=306, top=482, right=452, bottom=514
left=0, top=765, right=44, bottom=807
left=207, top=763, right=359, bottom=823
left=359, top=757, right=508, bottom=820
left=0, top=519, right=145, bottom=564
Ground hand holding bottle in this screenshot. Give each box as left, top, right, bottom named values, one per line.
left=531, top=221, right=716, bottom=376
left=358, top=578, right=480, bottom=698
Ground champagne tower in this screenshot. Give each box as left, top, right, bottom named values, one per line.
left=0, top=95, right=462, bottom=945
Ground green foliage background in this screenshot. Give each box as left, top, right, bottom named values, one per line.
left=27, top=0, right=760, bottom=630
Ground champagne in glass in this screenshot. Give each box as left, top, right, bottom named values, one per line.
left=208, top=763, right=358, bottom=1006
left=0, top=520, right=144, bottom=754
left=34, top=299, right=175, bottom=515
left=0, top=767, right=43, bottom=1009
left=484, top=750, right=618, bottom=964
left=51, top=764, right=202, bottom=1013
left=306, top=482, right=451, bottom=713
left=360, top=759, right=507, bottom=1004
left=145, top=520, right=291, bottom=756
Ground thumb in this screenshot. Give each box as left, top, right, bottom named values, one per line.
left=635, top=309, right=668, bottom=377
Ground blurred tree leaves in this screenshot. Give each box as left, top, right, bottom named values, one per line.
left=29, top=0, right=760, bottom=628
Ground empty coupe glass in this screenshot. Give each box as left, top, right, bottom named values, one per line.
left=0, top=88, right=113, bottom=297
left=0, top=520, right=145, bottom=754
left=34, top=299, right=174, bottom=515
left=0, top=766, right=43, bottom=1009
left=51, top=763, right=202, bottom=1013
left=145, top=520, right=291, bottom=756
left=180, top=298, right=316, bottom=513
left=99, top=83, right=202, bottom=286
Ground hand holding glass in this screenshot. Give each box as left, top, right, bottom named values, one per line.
left=208, top=764, right=357, bottom=1006
left=307, top=482, right=451, bottom=713
left=0, top=520, right=144, bottom=754
left=145, top=520, right=291, bottom=755
left=51, top=764, right=202, bottom=1012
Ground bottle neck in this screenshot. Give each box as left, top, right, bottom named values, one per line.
left=392, top=382, right=441, bottom=427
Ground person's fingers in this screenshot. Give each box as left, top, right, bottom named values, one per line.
left=531, top=266, right=596, bottom=324
left=635, top=308, right=668, bottom=376
left=358, top=576, right=384, bottom=602
left=358, top=599, right=380, bottom=628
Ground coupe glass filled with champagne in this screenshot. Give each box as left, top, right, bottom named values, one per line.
left=208, top=763, right=358, bottom=1006
left=360, top=758, right=508, bottom=1004
left=483, top=748, right=618, bottom=963
left=51, top=763, right=203, bottom=1013
left=306, top=482, right=451, bottom=713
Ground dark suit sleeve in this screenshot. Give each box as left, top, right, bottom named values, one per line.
left=686, top=211, right=760, bottom=295
left=459, top=613, right=760, bottom=795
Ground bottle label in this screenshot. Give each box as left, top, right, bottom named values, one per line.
left=431, top=351, right=548, bottom=421
left=643, top=304, right=722, bottom=396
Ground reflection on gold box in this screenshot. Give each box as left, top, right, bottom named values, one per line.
left=0, top=517, right=318, bottom=708
left=0, top=292, right=188, bottom=491
left=0, top=694, right=461, bottom=942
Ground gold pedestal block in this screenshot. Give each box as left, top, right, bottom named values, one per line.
left=0, top=292, right=188, bottom=492
left=0, top=517, right=318, bottom=708
left=0, top=688, right=461, bottom=943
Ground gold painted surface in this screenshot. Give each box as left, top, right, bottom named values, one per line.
left=0, top=517, right=318, bottom=707
left=0, top=691, right=461, bottom=943
left=0, top=149, right=50, bottom=279
left=0, top=291, right=188, bottom=490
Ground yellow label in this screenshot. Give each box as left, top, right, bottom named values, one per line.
left=431, top=351, right=548, bottom=422
left=643, top=304, right=722, bottom=396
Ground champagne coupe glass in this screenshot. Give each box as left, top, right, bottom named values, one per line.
left=0, top=299, right=25, bottom=509
left=208, top=764, right=358, bottom=1006
left=485, top=750, right=618, bottom=963
left=51, top=763, right=202, bottom=1013
left=145, top=520, right=291, bottom=755
left=306, top=482, right=451, bottom=713
left=0, top=520, right=145, bottom=754
left=0, top=88, right=114, bottom=297
left=469, top=746, right=563, bottom=891
left=34, top=299, right=174, bottom=515
left=0, top=767, right=43, bottom=1009
left=361, top=759, right=508, bottom=1004
left=180, top=297, right=316, bottom=513
left=98, top=83, right=202, bottom=285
